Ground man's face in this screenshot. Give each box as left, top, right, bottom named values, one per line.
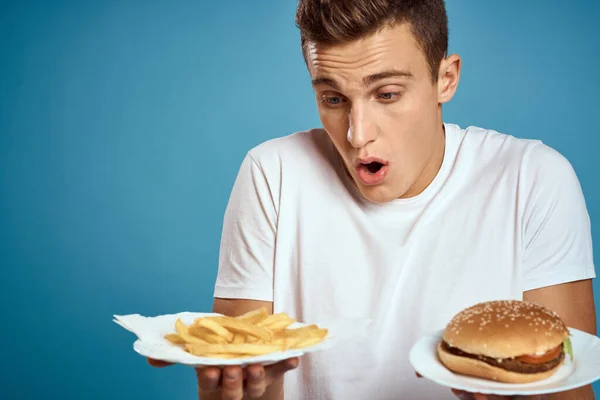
left=307, top=23, right=459, bottom=203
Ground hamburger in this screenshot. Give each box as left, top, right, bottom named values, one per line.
left=437, top=300, right=573, bottom=384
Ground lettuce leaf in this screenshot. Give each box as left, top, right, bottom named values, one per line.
left=563, top=336, right=573, bottom=361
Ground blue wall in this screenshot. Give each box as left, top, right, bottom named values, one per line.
left=1, top=1, right=598, bottom=398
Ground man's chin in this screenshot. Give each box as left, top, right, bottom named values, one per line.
left=356, top=184, right=399, bottom=204
left=345, top=169, right=407, bottom=204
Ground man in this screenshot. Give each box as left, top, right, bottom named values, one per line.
left=150, top=0, right=597, bottom=399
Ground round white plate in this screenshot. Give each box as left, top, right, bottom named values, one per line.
left=114, top=311, right=370, bottom=367
left=409, top=327, right=600, bottom=396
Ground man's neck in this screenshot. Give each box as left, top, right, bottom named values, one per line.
left=399, top=123, right=447, bottom=199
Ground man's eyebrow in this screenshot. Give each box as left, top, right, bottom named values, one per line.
left=363, top=69, right=413, bottom=86
left=311, top=69, right=413, bottom=90
left=311, top=77, right=340, bottom=90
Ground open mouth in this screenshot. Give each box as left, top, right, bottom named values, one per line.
left=363, top=161, right=385, bottom=174
left=355, top=158, right=390, bottom=185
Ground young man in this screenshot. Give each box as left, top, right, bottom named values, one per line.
left=150, top=1, right=597, bottom=399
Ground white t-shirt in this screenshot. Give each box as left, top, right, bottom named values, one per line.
left=213, top=123, right=595, bottom=400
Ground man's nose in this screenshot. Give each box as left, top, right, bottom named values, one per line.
left=347, top=104, right=377, bottom=148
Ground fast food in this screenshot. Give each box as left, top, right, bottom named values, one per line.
left=164, top=308, right=328, bottom=359
left=437, top=300, right=573, bottom=383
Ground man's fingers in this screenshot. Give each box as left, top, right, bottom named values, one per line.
left=245, top=364, right=266, bottom=399
left=196, top=367, right=221, bottom=393
left=451, top=389, right=474, bottom=400
left=450, top=389, right=492, bottom=400
left=221, top=366, right=244, bottom=400
left=515, top=396, right=546, bottom=400
left=264, top=357, right=299, bottom=385
left=481, top=394, right=519, bottom=400
left=284, top=357, right=299, bottom=370
left=192, top=358, right=297, bottom=399
left=451, top=390, right=517, bottom=400
left=147, top=358, right=173, bottom=368
left=472, top=393, right=509, bottom=400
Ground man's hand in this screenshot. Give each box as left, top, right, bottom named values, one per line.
left=148, top=298, right=298, bottom=400
left=414, top=374, right=549, bottom=400
left=451, top=389, right=547, bottom=399
left=148, top=357, right=299, bottom=400
left=196, top=358, right=298, bottom=400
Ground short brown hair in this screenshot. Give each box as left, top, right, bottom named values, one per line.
left=295, top=0, right=449, bottom=81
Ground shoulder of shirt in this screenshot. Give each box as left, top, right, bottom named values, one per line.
left=451, top=123, right=574, bottom=175
left=244, top=128, right=334, bottom=169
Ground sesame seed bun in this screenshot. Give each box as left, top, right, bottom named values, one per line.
left=437, top=300, right=569, bottom=383
left=442, top=300, right=569, bottom=358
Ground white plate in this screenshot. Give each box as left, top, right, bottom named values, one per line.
left=409, top=327, right=600, bottom=396
left=114, top=311, right=370, bottom=367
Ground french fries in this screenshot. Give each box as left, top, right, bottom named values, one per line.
left=164, top=308, right=328, bottom=359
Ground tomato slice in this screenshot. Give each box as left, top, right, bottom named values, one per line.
left=516, top=345, right=563, bottom=364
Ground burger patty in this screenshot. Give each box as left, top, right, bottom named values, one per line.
left=441, top=341, right=564, bottom=374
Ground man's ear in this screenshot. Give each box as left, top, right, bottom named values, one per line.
left=437, top=53, right=461, bottom=104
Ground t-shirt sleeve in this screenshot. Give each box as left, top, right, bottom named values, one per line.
left=521, top=142, right=596, bottom=292
left=213, top=153, right=278, bottom=302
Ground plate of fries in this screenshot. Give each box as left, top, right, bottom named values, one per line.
left=114, top=308, right=364, bottom=366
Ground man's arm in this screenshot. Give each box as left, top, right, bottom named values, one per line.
left=523, top=279, right=597, bottom=400
left=517, top=143, right=597, bottom=399
left=197, top=298, right=289, bottom=400
left=198, top=151, right=292, bottom=400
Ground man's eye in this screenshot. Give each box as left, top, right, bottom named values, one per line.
left=377, top=92, right=401, bottom=101
left=322, top=96, right=346, bottom=106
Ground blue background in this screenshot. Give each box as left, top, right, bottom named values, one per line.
left=1, top=0, right=598, bottom=398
